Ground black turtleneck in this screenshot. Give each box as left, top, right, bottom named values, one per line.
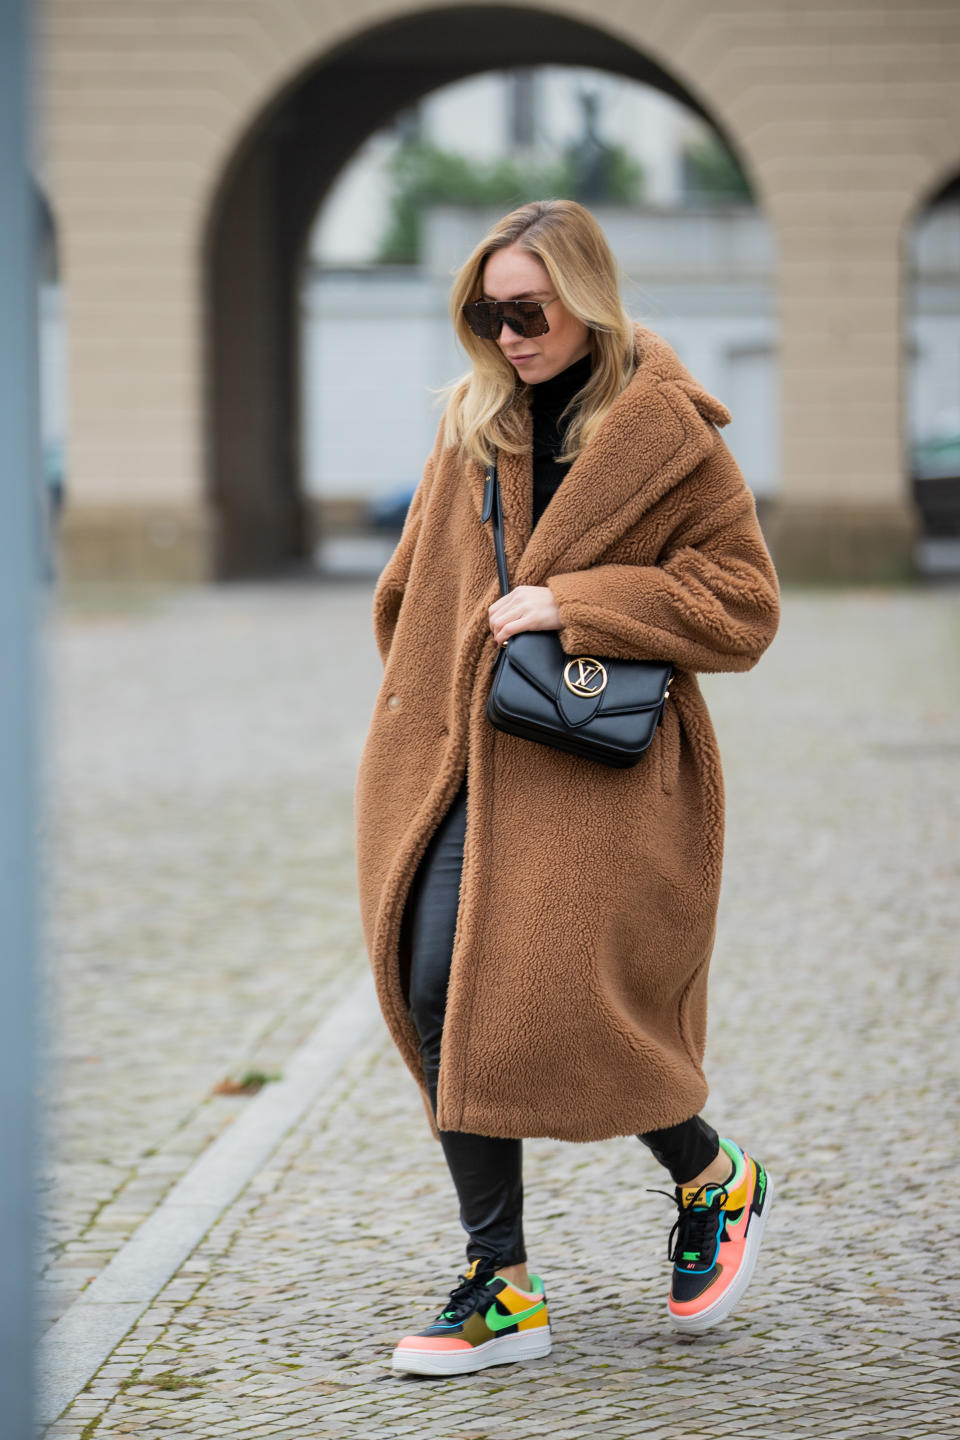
left=529, top=351, right=593, bottom=530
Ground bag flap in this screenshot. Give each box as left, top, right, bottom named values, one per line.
left=501, top=632, right=560, bottom=704
left=502, top=632, right=671, bottom=717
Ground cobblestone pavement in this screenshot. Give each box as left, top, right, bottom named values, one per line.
left=38, top=583, right=377, bottom=1330
left=41, top=583, right=960, bottom=1438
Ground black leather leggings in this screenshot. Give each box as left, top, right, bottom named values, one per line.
left=402, top=776, right=720, bottom=1269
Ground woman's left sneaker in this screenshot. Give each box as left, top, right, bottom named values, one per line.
left=661, top=1137, right=774, bottom=1334
left=391, top=1257, right=552, bottom=1376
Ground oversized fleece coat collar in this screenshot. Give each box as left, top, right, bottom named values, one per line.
left=354, top=324, right=779, bottom=1143
left=463, top=327, right=733, bottom=593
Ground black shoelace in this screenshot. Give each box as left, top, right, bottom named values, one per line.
left=649, top=1182, right=728, bottom=1266
left=436, top=1261, right=498, bottom=1324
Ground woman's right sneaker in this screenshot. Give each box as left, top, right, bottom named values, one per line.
left=662, top=1137, right=774, bottom=1334
left=391, top=1257, right=552, bottom=1376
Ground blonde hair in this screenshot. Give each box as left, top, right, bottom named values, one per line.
left=438, top=199, right=637, bottom=468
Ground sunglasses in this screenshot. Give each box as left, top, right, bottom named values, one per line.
left=461, top=296, right=558, bottom=339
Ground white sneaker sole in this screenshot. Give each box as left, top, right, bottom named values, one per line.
left=668, top=1172, right=775, bottom=1335
left=391, top=1325, right=552, bottom=1376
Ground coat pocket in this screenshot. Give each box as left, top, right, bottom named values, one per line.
left=659, top=698, right=681, bottom=795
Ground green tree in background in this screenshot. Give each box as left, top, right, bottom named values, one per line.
left=376, top=141, right=644, bottom=264
left=682, top=134, right=752, bottom=203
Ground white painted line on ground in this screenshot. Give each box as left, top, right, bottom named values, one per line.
left=37, top=969, right=379, bottom=1428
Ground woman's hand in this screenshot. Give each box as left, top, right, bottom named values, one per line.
left=488, top=585, right=562, bottom=646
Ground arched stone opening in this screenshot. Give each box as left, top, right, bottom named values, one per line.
left=203, top=5, right=764, bottom=579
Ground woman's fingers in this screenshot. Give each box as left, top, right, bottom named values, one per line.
left=488, top=585, right=561, bottom=642
left=488, top=585, right=550, bottom=620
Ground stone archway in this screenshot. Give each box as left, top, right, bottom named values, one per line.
left=203, top=5, right=760, bottom=578
left=47, top=1, right=960, bottom=583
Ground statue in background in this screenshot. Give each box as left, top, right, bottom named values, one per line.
left=567, top=90, right=616, bottom=200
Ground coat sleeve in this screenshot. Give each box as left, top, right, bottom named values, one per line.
left=371, top=418, right=445, bottom=666
left=545, top=434, right=780, bottom=673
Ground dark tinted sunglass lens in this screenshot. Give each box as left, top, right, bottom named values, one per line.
left=462, top=302, right=498, bottom=338
left=495, top=302, right=546, bottom=338
left=509, top=302, right=549, bottom=337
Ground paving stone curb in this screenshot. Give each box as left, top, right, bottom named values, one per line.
left=38, top=972, right=378, bottom=1427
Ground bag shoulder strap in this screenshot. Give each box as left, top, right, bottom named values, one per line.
left=481, top=461, right=510, bottom=597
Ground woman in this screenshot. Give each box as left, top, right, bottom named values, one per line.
left=354, top=199, right=780, bottom=1377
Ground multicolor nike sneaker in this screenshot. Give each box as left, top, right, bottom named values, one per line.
left=662, top=1137, right=773, bottom=1334
left=391, top=1257, right=552, bottom=1376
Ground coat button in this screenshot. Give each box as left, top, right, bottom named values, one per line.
left=386, top=693, right=400, bottom=710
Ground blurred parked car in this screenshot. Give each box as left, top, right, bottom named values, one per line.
left=911, top=414, right=960, bottom=574
left=44, top=438, right=65, bottom=518
left=912, top=425, right=960, bottom=540
left=366, top=485, right=415, bottom=532
left=40, top=438, right=66, bottom=581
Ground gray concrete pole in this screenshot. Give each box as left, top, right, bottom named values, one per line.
left=0, top=0, right=39, bottom=1434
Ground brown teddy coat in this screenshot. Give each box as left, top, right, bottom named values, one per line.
left=354, top=324, right=779, bottom=1142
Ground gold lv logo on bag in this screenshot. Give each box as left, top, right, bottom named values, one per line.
left=563, top=657, right=608, bottom=697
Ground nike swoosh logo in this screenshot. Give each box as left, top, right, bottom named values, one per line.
left=484, top=1298, right=546, bottom=1332
left=723, top=1181, right=757, bottom=1245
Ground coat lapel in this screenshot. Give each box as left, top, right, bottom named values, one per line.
left=469, top=328, right=720, bottom=587
left=516, top=368, right=707, bottom=584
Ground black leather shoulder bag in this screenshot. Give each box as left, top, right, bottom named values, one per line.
left=482, top=462, right=674, bottom=770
